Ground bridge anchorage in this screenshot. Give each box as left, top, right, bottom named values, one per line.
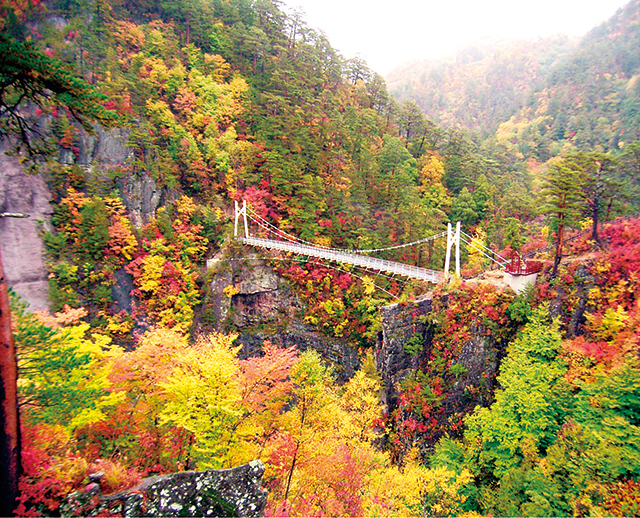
left=233, top=200, right=508, bottom=285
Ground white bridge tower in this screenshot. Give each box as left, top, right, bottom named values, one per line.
left=234, top=200, right=249, bottom=238
left=444, top=221, right=461, bottom=280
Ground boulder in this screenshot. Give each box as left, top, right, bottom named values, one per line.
left=63, top=461, right=268, bottom=517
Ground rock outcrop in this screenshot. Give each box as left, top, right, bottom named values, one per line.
left=0, top=152, right=52, bottom=310
left=63, top=461, right=268, bottom=517
left=0, top=124, right=176, bottom=309
left=376, top=289, right=512, bottom=448
left=117, top=172, right=174, bottom=229
left=208, top=253, right=359, bottom=380
left=74, top=126, right=133, bottom=168
left=376, top=294, right=435, bottom=407
left=74, top=125, right=173, bottom=228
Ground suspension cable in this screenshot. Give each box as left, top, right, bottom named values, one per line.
left=460, top=230, right=509, bottom=264
left=249, top=237, right=411, bottom=287
left=245, top=206, right=447, bottom=254
left=246, top=209, right=304, bottom=243
left=459, top=235, right=508, bottom=267
left=302, top=258, right=400, bottom=299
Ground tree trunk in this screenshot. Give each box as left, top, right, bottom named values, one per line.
left=591, top=201, right=599, bottom=244
left=282, top=440, right=299, bottom=513
left=0, top=249, right=20, bottom=517
left=283, top=396, right=307, bottom=514
left=552, top=223, right=564, bottom=276
left=591, top=161, right=602, bottom=244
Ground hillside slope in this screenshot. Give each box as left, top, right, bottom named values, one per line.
left=388, top=36, right=575, bottom=137
left=388, top=0, right=640, bottom=158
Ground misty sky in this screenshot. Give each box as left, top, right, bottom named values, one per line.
left=284, top=0, right=630, bottom=74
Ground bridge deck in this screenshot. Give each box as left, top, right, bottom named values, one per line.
left=240, top=237, right=442, bottom=283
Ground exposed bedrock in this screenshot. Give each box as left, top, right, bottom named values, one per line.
left=207, top=253, right=359, bottom=381
left=63, top=460, right=268, bottom=517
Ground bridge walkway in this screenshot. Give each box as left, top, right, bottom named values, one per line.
left=239, top=236, right=443, bottom=283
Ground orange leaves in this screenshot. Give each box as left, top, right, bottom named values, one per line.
left=107, top=216, right=138, bottom=261
left=204, top=53, right=231, bottom=83
left=113, top=21, right=145, bottom=51
left=239, top=341, right=297, bottom=415
left=105, top=330, right=301, bottom=472
left=173, top=86, right=198, bottom=116
left=262, top=350, right=390, bottom=516
left=55, top=188, right=87, bottom=234
left=602, top=479, right=640, bottom=517
left=20, top=320, right=393, bottom=515
left=53, top=189, right=136, bottom=267
left=34, top=305, right=88, bottom=327
left=111, top=327, right=189, bottom=390
left=101, top=328, right=195, bottom=471
left=271, top=441, right=373, bottom=518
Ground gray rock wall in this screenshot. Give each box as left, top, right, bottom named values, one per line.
left=75, top=126, right=133, bottom=168
left=376, top=294, right=435, bottom=406
left=117, top=172, right=168, bottom=228
left=375, top=290, right=508, bottom=447
left=0, top=152, right=52, bottom=310
left=208, top=254, right=359, bottom=380
left=0, top=124, right=171, bottom=310
left=74, top=124, right=172, bottom=228
left=63, top=461, right=267, bottom=517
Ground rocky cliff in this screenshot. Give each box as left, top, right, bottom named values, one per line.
left=0, top=151, right=52, bottom=310
left=0, top=125, right=176, bottom=310
left=377, top=292, right=503, bottom=408
left=207, top=252, right=359, bottom=381
left=375, top=284, right=518, bottom=452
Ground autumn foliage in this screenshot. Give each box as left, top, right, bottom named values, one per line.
left=5, top=0, right=640, bottom=514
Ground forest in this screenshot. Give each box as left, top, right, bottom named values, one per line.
left=1, top=0, right=639, bottom=516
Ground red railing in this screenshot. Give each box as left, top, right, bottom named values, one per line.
left=505, top=253, right=543, bottom=276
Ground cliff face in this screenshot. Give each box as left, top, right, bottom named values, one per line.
left=207, top=253, right=359, bottom=381
left=0, top=152, right=52, bottom=310
left=377, top=293, right=502, bottom=407
left=376, top=295, right=435, bottom=404
left=1, top=126, right=175, bottom=310
left=72, top=125, right=176, bottom=229
left=375, top=285, right=516, bottom=451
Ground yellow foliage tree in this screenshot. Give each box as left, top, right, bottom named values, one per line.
left=363, top=449, right=474, bottom=517
left=339, top=369, right=384, bottom=444
left=419, top=153, right=446, bottom=189
left=14, top=302, right=123, bottom=431
left=159, top=332, right=244, bottom=469
left=418, top=153, right=452, bottom=211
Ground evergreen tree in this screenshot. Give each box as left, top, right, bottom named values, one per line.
left=504, top=217, right=523, bottom=252
left=0, top=33, right=119, bottom=158
left=451, top=187, right=478, bottom=227
left=538, top=157, right=584, bottom=275
left=571, top=151, right=620, bottom=243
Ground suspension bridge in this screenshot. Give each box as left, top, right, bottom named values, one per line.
left=234, top=201, right=513, bottom=284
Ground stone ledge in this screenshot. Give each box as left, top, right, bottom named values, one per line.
left=63, top=460, right=267, bottom=517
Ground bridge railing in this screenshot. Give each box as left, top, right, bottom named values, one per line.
left=240, top=236, right=442, bottom=283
